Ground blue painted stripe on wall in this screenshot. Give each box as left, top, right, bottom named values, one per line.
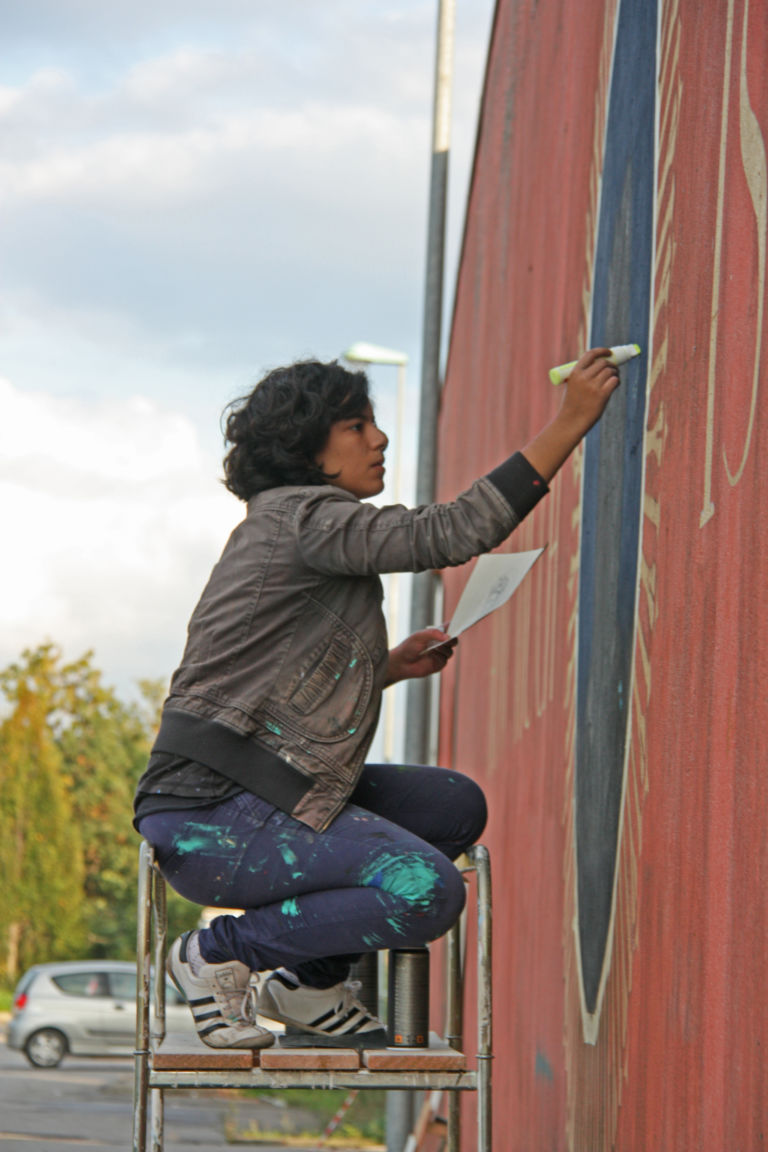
left=576, top=0, right=657, bottom=1016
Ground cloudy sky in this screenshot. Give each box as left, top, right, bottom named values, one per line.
left=1, top=1, right=494, bottom=714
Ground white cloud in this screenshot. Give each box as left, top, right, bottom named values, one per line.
left=0, top=39, right=433, bottom=382
left=0, top=99, right=422, bottom=210
left=0, top=4, right=492, bottom=358
left=0, top=1, right=495, bottom=705
left=0, top=377, right=242, bottom=697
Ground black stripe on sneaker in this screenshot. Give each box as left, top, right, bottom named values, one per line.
left=198, top=1021, right=228, bottom=1037
left=194, top=1009, right=225, bottom=1023
left=328, top=1008, right=367, bottom=1034
left=311, top=1007, right=343, bottom=1028
left=306, top=1006, right=371, bottom=1035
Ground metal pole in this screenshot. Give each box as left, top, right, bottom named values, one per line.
left=383, top=361, right=406, bottom=763
left=133, top=842, right=152, bottom=1152
left=343, top=346, right=408, bottom=765
left=470, top=845, right=493, bottom=1152
left=151, top=868, right=168, bottom=1152
left=404, top=0, right=455, bottom=766
left=390, top=6, right=455, bottom=1147
left=445, top=913, right=464, bottom=1151
left=386, top=1083, right=416, bottom=1152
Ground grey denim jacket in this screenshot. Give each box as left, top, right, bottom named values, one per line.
left=153, top=452, right=547, bottom=831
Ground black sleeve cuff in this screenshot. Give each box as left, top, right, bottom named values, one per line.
left=485, top=451, right=549, bottom=521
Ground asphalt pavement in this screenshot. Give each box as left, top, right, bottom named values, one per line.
left=0, top=1015, right=334, bottom=1152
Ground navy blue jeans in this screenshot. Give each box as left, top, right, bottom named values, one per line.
left=138, top=764, right=486, bottom=988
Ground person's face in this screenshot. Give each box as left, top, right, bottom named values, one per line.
left=315, top=402, right=389, bottom=499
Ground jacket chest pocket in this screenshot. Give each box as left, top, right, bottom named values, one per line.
left=271, top=601, right=376, bottom=742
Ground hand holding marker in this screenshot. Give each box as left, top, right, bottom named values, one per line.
left=549, top=343, right=641, bottom=385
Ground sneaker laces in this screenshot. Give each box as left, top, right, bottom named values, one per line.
left=215, top=974, right=259, bottom=1027
left=341, top=978, right=378, bottom=1020
left=238, top=976, right=260, bottom=1027
left=342, top=978, right=361, bottom=1005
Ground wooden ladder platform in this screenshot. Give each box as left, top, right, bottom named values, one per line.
left=152, top=1031, right=466, bottom=1073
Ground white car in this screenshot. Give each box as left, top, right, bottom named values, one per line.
left=8, top=959, right=196, bottom=1068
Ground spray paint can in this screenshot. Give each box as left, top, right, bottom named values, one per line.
left=387, top=947, right=430, bottom=1047
left=349, top=952, right=379, bottom=1017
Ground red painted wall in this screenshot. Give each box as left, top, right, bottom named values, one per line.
left=435, top=1, right=768, bottom=1148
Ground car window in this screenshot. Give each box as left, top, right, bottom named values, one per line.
left=14, top=968, right=39, bottom=997
left=108, top=971, right=137, bottom=1000
left=52, top=972, right=110, bottom=998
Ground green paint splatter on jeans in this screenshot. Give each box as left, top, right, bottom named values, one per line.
left=173, top=834, right=209, bottom=853
left=359, top=851, right=440, bottom=913
left=281, top=898, right=300, bottom=917
left=173, top=824, right=237, bottom=855
left=278, top=843, right=298, bottom=868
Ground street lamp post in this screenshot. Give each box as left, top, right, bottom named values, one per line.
left=342, top=343, right=408, bottom=764
left=343, top=349, right=417, bottom=1152
left=405, top=0, right=454, bottom=769
left=345, top=5, right=455, bottom=1148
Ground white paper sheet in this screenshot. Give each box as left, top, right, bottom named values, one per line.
left=426, top=548, right=546, bottom=649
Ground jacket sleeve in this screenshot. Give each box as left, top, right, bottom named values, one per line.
left=293, top=451, right=548, bottom=576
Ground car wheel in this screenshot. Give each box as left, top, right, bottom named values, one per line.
left=24, top=1028, right=68, bottom=1068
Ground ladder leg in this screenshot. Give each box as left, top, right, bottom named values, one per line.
left=133, top=841, right=153, bottom=1152
left=469, top=845, right=493, bottom=1152
left=150, top=1087, right=164, bottom=1152
left=445, top=915, right=463, bottom=1152
left=153, top=868, right=168, bottom=1042
left=150, top=864, right=168, bottom=1152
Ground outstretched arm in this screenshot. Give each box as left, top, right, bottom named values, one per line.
left=521, top=347, right=620, bottom=481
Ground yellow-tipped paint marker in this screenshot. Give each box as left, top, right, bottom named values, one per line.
left=549, top=343, right=641, bottom=385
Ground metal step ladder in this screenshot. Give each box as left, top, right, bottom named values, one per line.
left=132, top=841, right=492, bottom=1152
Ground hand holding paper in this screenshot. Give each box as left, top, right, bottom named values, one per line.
left=385, top=627, right=458, bottom=685
left=424, top=548, right=546, bottom=651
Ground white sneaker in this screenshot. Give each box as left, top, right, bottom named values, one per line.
left=258, top=969, right=388, bottom=1048
left=167, top=931, right=274, bottom=1050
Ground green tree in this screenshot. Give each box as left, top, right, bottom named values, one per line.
left=54, top=660, right=201, bottom=955
left=0, top=644, right=211, bottom=982
left=52, top=652, right=154, bottom=958
left=0, top=647, right=86, bottom=982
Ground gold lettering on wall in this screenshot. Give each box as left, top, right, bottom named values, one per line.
left=534, top=474, right=561, bottom=719
left=725, top=0, right=766, bottom=485
left=701, top=0, right=735, bottom=528
left=702, top=0, right=765, bottom=523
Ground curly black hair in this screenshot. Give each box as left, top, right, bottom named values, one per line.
left=222, top=360, right=371, bottom=501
